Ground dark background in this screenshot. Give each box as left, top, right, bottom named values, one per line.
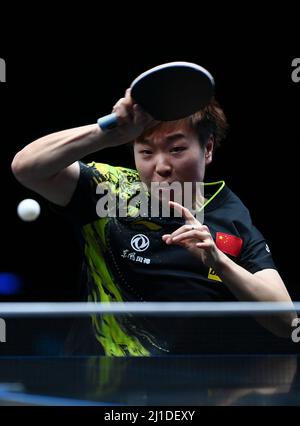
left=1, top=22, right=300, bottom=305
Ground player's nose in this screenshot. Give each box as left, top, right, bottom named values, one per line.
left=155, top=156, right=172, bottom=177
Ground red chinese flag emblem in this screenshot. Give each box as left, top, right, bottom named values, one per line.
left=215, top=232, right=243, bottom=257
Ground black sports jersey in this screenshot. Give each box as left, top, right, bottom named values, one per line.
left=51, top=161, right=277, bottom=356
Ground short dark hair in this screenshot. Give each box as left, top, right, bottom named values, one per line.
left=130, top=98, right=228, bottom=154
left=189, top=98, right=228, bottom=151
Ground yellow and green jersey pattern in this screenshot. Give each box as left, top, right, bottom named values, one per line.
left=81, top=162, right=152, bottom=356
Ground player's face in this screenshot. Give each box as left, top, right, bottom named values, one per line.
left=133, top=121, right=213, bottom=201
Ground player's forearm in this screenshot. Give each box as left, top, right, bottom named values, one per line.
left=215, top=253, right=285, bottom=301
left=214, top=253, right=296, bottom=337
left=11, top=124, right=120, bottom=181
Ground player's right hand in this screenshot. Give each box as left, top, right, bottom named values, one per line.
left=108, top=88, right=159, bottom=145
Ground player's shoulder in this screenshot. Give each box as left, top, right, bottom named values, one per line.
left=217, top=184, right=253, bottom=225
left=223, top=185, right=250, bottom=212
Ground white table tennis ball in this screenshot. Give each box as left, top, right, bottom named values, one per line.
left=17, top=199, right=41, bottom=222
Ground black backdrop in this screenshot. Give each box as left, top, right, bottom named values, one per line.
left=1, top=24, right=300, bottom=304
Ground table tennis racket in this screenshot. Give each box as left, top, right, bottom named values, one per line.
left=97, top=61, right=215, bottom=131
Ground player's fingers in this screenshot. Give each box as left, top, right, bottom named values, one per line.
left=112, top=97, right=134, bottom=124
left=196, top=242, right=211, bottom=249
left=169, top=224, right=199, bottom=239
left=124, top=88, right=134, bottom=106
left=172, top=230, right=211, bottom=243
left=162, top=226, right=185, bottom=243
left=125, top=88, right=132, bottom=98
left=162, top=224, right=203, bottom=245
left=169, top=201, right=197, bottom=222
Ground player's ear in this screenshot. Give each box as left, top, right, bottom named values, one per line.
left=204, top=135, right=214, bottom=165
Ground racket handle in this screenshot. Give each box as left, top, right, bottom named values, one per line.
left=97, top=113, right=118, bottom=131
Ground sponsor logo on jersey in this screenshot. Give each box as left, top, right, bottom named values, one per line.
left=130, top=234, right=150, bottom=252
left=208, top=267, right=222, bottom=282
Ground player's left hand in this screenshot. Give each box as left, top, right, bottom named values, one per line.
left=162, top=200, right=224, bottom=269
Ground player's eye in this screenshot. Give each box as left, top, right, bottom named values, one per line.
left=140, top=150, right=152, bottom=155
left=171, top=147, right=186, bottom=153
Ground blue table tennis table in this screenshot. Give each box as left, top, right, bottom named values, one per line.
left=0, top=354, right=299, bottom=406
